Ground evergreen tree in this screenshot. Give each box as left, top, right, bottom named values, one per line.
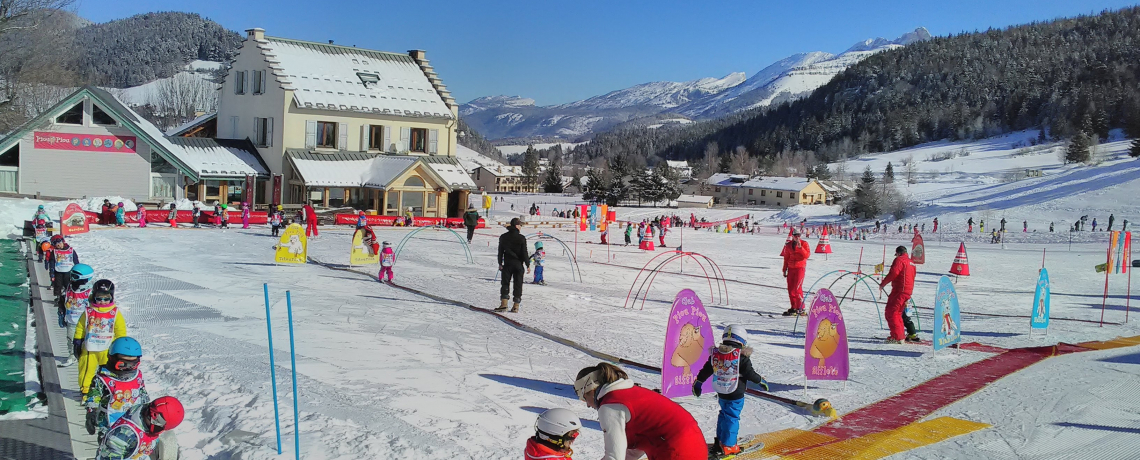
left=1130, top=138, right=1140, bottom=158
left=883, top=162, right=895, bottom=183
left=582, top=168, right=608, bottom=204
left=846, top=166, right=880, bottom=219
left=569, top=168, right=583, bottom=189
left=807, top=163, right=832, bottom=180
left=522, top=145, right=540, bottom=190
left=542, top=165, right=564, bottom=193
left=1066, top=132, right=1091, bottom=164
left=655, top=161, right=683, bottom=201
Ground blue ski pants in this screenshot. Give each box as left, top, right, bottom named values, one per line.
left=534, top=265, right=544, bottom=283
left=717, top=396, right=745, bottom=447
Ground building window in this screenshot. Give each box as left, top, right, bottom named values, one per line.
left=254, top=117, right=271, bottom=147
left=317, top=121, right=337, bottom=148
left=92, top=104, right=116, bottom=125
left=715, top=187, right=721, bottom=192
left=790, top=192, right=796, bottom=199
left=235, top=71, right=246, bottom=94
left=760, top=201, right=765, bottom=205
left=205, top=180, right=222, bottom=199
left=748, top=189, right=753, bottom=195
left=56, top=103, right=82, bottom=124
left=409, top=128, right=427, bottom=153
left=252, top=70, right=264, bottom=94
left=227, top=181, right=245, bottom=204
left=776, top=191, right=783, bottom=198
left=761, top=190, right=766, bottom=196
left=369, top=125, right=385, bottom=150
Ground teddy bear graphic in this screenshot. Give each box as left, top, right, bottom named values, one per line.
left=671, top=323, right=704, bottom=379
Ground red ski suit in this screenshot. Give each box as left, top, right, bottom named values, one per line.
left=524, top=437, right=573, bottom=460
left=303, top=205, right=319, bottom=237
left=781, top=240, right=811, bottom=311
left=599, top=385, right=706, bottom=460
left=880, top=254, right=916, bottom=340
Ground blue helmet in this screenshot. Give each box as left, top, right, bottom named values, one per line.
left=108, top=337, right=142, bottom=357
left=69, top=264, right=95, bottom=290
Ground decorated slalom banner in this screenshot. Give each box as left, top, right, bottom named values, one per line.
left=949, top=243, right=970, bottom=276
left=578, top=205, right=588, bottom=231
left=804, top=288, right=849, bottom=384
left=274, top=223, right=308, bottom=264
left=1030, top=268, right=1050, bottom=333
left=934, top=276, right=962, bottom=350
left=1099, top=231, right=1133, bottom=324
left=349, top=229, right=379, bottom=265
left=60, top=203, right=89, bottom=236
left=911, top=233, right=926, bottom=265
left=661, top=289, right=715, bottom=398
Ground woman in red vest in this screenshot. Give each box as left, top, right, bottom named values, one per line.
left=574, top=363, right=705, bottom=460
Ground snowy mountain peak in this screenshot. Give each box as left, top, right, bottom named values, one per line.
left=844, top=27, right=931, bottom=53
left=460, top=95, right=535, bottom=116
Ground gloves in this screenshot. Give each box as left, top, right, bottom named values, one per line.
left=57, top=309, right=65, bottom=328
left=73, top=339, right=83, bottom=357
left=783, top=270, right=788, bottom=278
left=758, top=377, right=769, bottom=392
left=85, top=409, right=97, bottom=435
left=692, top=381, right=703, bottom=397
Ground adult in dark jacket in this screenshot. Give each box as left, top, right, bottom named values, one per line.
left=462, top=205, right=481, bottom=243
left=496, top=218, right=530, bottom=312
left=880, top=246, right=917, bottom=343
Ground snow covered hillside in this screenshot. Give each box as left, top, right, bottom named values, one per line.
left=460, top=28, right=930, bottom=140
left=455, top=144, right=505, bottom=171
left=113, top=60, right=223, bottom=106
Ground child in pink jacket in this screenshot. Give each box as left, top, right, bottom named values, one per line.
left=378, top=241, right=395, bottom=283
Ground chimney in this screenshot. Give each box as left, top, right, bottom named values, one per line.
left=246, top=28, right=265, bottom=40
left=408, top=49, right=426, bottom=61
left=328, top=39, right=334, bottom=44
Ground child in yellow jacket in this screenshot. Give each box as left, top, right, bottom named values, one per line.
left=74, top=279, right=127, bottom=396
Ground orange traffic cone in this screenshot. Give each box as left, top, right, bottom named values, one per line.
left=949, top=242, right=970, bottom=276
left=815, top=227, right=832, bottom=254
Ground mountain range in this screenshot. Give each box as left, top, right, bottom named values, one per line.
left=460, top=28, right=931, bottom=142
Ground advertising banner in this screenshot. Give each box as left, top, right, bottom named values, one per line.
left=588, top=204, right=597, bottom=232
left=244, top=174, right=255, bottom=205
left=599, top=204, right=609, bottom=231
left=1031, top=268, right=1050, bottom=330
left=579, top=205, right=588, bottom=231
left=661, top=289, right=715, bottom=398
left=934, top=276, right=962, bottom=350
left=274, top=223, right=307, bottom=264
left=34, top=132, right=137, bottom=153
left=1108, top=231, right=1132, bottom=274
left=912, top=234, right=926, bottom=265
left=803, top=288, right=849, bottom=381
left=272, top=174, right=283, bottom=206
left=60, top=203, right=89, bottom=236
left=350, top=229, right=379, bottom=265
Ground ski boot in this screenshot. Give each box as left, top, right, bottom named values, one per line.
left=510, top=302, right=520, bottom=313
left=905, top=333, right=921, bottom=343
left=707, top=438, right=721, bottom=458
left=493, top=299, right=509, bottom=312
left=885, top=338, right=902, bottom=344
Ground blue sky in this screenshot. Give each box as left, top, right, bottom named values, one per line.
left=77, top=0, right=1138, bottom=106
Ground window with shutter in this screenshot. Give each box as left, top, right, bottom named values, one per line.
left=316, top=121, right=336, bottom=148
left=383, top=126, right=392, bottom=152
left=266, top=117, right=274, bottom=147
left=399, top=127, right=410, bottom=152
left=305, top=120, right=318, bottom=148
left=337, top=123, right=348, bottom=150
left=360, top=125, right=369, bottom=151
left=409, top=128, right=427, bottom=153
left=230, top=116, right=239, bottom=138
left=252, top=70, right=264, bottom=94
left=369, top=125, right=384, bottom=150
left=428, top=129, right=438, bottom=154
left=235, top=71, right=246, bottom=94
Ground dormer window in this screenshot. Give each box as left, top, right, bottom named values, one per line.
left=357, top=72, right=380, bottom=88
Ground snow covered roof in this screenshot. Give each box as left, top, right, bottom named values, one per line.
left=475, top=165, right=526, bottom=177
left=666, top=160, right=690, bottom=168
left=166, top=137, right=269, bottom=178
left=166, top=112, right=216, bottom=137
left=741, top=176, right=815, bottom=192
left=707, top=173, right=750, bottom=186
left=260, top=36, right=453, bottom=119
left=454, top=144, right=504, bottom=171
left=676, top=194, right=714, bottom=203
left=422, top=156, right=476, bottom=190
left=286, top=150, right=468, bottom=191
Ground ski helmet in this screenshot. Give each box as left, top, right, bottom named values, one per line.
left=382, top=241, right=391, bottom=247
left=722, top=324, right=748, bottom=347
left=535, top=241, right=543, bottom=249
left=91, top=279, right=115, bottom=305
left=535, top=408, right=581, bottom=449
left=144, top=396, right=184, bottom=434
left=37, top=205, right=44, bottom=210
left=69, top=264, right=95, bottom=290
left=108, top=337, right=142, bottom=357
left=50, top=234, right=65, bottom=244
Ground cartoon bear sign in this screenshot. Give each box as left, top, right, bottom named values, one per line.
left=274, top=223, right=308, bottom=264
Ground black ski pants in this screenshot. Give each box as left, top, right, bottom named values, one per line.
left=500, top=262, right=525, bottom=303
left=466, top=225, right=476, bottom=243
left=901, top=308, right=917, bottom=336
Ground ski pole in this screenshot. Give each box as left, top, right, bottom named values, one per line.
left=264, top=284, right=282, bottom=454
left=286, top=291, right=301, bottom=459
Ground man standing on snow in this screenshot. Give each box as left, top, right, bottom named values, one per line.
left=496, top=218, right=530, bottom=313
left=933, top=217, right=938, bottom=233
left=780, top=230, right=811, bottom=316
left=463, top=205, right=481, bottom=243
left=881, top=246, right=918, bottom=343
left=303, top=201, right=319, bottom=237
left=967, top=217, right=974, bottom=233
left=1109, top=214, right=1115, bottom=231
left=1000, top=218, right=1007, bottom=233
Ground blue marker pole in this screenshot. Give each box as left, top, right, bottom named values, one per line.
left=263, top=284, right=282, bottom=454
left=286, top=291, right=301, bottom=460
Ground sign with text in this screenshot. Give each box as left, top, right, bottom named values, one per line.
left=661, top=289, right=715, bottom=399
left=1031, top=268, right=1050, bottom=330
left=911, top=234, right=926, bottom=265
left=34, top=132, right=136, bottom=153
left=934, top=276, right=962, bottom=350
left=349, top=229, right=379, bottom=265
left=803, top=289, right=849, bottom=381
left=60, top=203, right=89, bottom=236
left=274, top=223, right=307, bottom=264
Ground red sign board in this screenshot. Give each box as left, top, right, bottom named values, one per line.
left=272, top=174, right=283, bottom=206
left=34, top=132, right=137, bottom=153
left=60, top=203, right=89, bottom=236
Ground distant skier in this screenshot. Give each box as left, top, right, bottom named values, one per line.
left=1050, top=222, right=1054, bottom=232
left=980, top=220, right=985, bottom=233
left=1000, top=218, right=1007, bottom=233
left=378, top=241, right=395, bottom=283
left=1109, top=214, right=1115, bottom=231
left=1092, top=218, right=1098, bottom=232
left=967, top=217, right=974, bottom=233
left=1023, top=220, right=1027, bottom=232
left=34, top=204, right=50, bottom=222
left=47, top=235, right=79, bottom=300
left=33, top=219, right=50, bottom=262
left=780, top=230, right=811, bottom=316
left=881, top=246, right=918, bottom=344
left=658, top=224, right=668, bottom=247
left=115, top=202, right=126, bottom=227
left=624, top=223, right=633, bottom=246
left=270, top=206, right=284, bottom=237
left=600, top=226, right=609, bottom=245
left=241, top=202, right=251, bottom=229
left=166, top=203, right=178, bottom=228
left=219, top=204, right=230, bottom=229
left=136, top=204, right=147, bottom=228
left=932, top=217, right=938, bottom=233
left=94, top=396, right=183, bottom=460
left=303, top=201, right=319, bottom=237
left=191, top=201, right=201, bottom=228
left=530, top=242, right=546, bottom=285
left=693, top=325, right=768, bottom=457
left=84, top=337, right=148, bottom=441
left=526, top=408, right=580, bottom=460
left=463, top=205, right=480, bottom=243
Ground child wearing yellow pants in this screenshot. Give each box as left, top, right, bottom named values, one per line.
left=73, top=279, right=127, bottom=396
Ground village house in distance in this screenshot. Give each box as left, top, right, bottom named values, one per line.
left=703, top=173, right=829, bottom=207
left=470, top=165, right=539, bottom=193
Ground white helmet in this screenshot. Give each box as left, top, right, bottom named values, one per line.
left=536, top=408, right=582, bottom=439
left=722, top=324, right=748, bottom=346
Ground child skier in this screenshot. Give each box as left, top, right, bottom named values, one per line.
left=600, top=226, right=609, bottom=245
left=58, top=263, right=95, bottom=367
left=166, top=204, right=178, bottom=228
left=74, top=279, right=127, bottom=397
left=693, top=325, right=768, bottom=458
left=219, top=204, right=230, bottom=229
left=47, top=235, right=79, bottom=300
left=241, top=202, right=251, bottom=229
left=356, top=210, right=368, bottom=229
left=525, top=408, right=581, bottom=460
left=360, top=225, right=379, bottom=256
left=624, top=223, right=633, bottom=246
left=379, top=241, right=395, bottom=283
left=33, top=219, right=50, bottom=262
left=214, top=203, right=223, bottom=227
left=84, top=336, right=148, bottom=441
left=136, top=204, right=147, bottom=228
left=270, top=206, right=284, bottom=237
left=95, top=396, right=183, bottom=460
left=114, top=202, right=126, bottom=227
left=34, top=204, right=50, bottom=222
left=530, top=242, right=546, bottom=285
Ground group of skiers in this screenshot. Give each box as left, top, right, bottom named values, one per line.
left=34, top=210, right=184, bottom=458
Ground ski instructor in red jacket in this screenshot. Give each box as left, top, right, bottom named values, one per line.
left=880, top=245, right=918, bottom=343
left=303, top=201, right=319, bottom=237
left=781, top=230, right=811, bottom=316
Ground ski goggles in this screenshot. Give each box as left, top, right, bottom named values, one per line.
left=92, top=295, right=113, bottom=304
left=113, top=357, right=140, bottom=371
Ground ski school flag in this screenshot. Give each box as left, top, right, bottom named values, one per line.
left=599, top=204, right=609, bottom=231
left=274, top=223, right=307, bottom=264
left=934, top=276, right=962, bottom=350
left=579, top=205, right=588, bottom=231
left=661, top=289, right=715, bottom=398
left=589, top=204, right=598, bottom=231
left=349, top=229, right=379, bottom=266
left=804, top=288, right=849, bottom=381
left=1107, top=231, right=1132, bottom=274
left=1031, top=268, right=1050, bottom=330
left=911, top=234, right=926, bottom=265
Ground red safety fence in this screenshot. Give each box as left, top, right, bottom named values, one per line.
left=84, top=210, right=269, bottom=224
left=694, top=214, right=750, bottom=228
left=333, top=214, right=485, bottom=229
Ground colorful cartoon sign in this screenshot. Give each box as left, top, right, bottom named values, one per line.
left=588, top=204, right=598, bottom=231
left=661, top=289, right=715, bottom=398
left=350, top=229, right=379, bottom=265
left=274, top=223, right=307, bottom=264
left=1031, top=268, right=1050, bottom=330
left=1108, top=231, right=1132, bottom=274
left=60, top=203, right=89, bottom=236
left=934, top=276, right=962, bottom=350
left=911, top=234, right=926, bottom=265
left=34, top=132, right=136, bottom=153
left=599, top=204, right=609, bottom=231
left=803, top=288, right=849, bottom=381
